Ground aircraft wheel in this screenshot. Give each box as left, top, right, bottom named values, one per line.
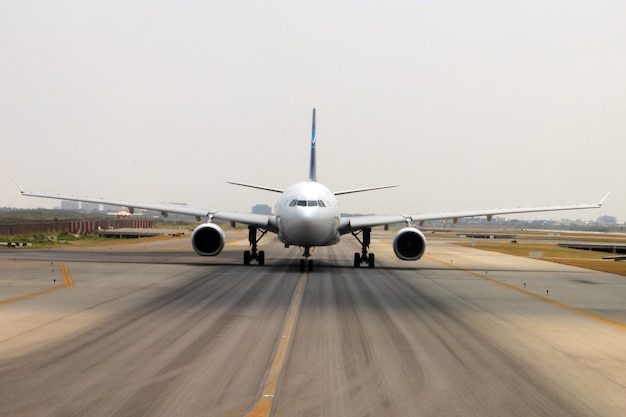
left=308, top=259, right=313, bottom=272
left=244, top=250, right=251, bottom=265
left=300, top=259, right=306, bottom=272
left=354, top=253, right=361, bottom=268
left=258, top=250, right=265, bottom=266
left=368, top=253, right=375, bottom=268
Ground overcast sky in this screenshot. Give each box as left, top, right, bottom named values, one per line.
left=2, top=1, right=625, bottom=221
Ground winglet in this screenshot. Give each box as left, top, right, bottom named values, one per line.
left=13, top=178, right=25, bottom=194
left=599, top=190, right=611, bottom=206
left=309, top=108, right=317, bottom=182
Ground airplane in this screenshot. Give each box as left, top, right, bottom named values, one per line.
left=16, top=109, right=610, bottom=271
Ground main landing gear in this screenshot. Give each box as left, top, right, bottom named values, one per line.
left=299, top=246, right=314, bottom=272
left=352, top=227, right=375, bottom=268
left=243, top=226, right=266, bottom=266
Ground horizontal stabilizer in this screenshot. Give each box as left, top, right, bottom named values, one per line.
left=334, top=185, right=398, bottom=196
left=227, top=181, right=284, bottom=193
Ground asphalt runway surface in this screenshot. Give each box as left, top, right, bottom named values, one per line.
left=1, top=231, right=626, bottom=417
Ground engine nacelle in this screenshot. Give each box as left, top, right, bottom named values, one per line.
left=392, top=227, right=427, bottom=261
left=191, top=223, right=225, bottom=256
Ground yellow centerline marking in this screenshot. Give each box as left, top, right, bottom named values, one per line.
left=242, top=272, right=308, bottom=417
left=425, top=254, right=626, bottom=332
left=0, top=263, right=74, bottom=305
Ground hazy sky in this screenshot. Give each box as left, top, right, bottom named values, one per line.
left=2, top=1, right=625, bottom=221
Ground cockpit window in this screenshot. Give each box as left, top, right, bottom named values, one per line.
left=293, top=199, right=326, bottom=207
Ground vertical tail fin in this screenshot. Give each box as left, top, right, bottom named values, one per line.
left=309, top=108, right=317, bottom=181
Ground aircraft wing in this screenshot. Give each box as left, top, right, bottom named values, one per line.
left=338, top=192, right=610, bottom=234
left=408, top=192, right=610, bottom=225
left=338, top=215, right=407, bottom=234
left=211, top=212, right=278, bottom=232
left=16, top=186, right=277, bottom=231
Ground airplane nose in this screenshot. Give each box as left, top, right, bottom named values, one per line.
left=290, top=215, right=317, bottom=241
left=279, top=210, right=336, bottom=246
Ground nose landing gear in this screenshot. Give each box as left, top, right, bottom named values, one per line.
left=299, top=246, right=314, bottom=272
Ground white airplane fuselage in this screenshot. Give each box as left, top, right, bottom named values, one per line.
left=275, top=181, right=341, bottom=247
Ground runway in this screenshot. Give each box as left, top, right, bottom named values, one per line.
left=1, top=231, right=626, bottom=416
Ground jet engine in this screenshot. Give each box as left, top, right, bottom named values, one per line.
left=191, top=223, right=226, bottom=256
left=392, top=227, right=426, bottom=261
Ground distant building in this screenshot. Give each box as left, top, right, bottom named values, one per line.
left=252, top=204, right=272, bottom=215
left=81, top=202, right=100, bottom=212
left=61, top=200, right=80, bottom=211
left=597, top=215, right=617, bottom=224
